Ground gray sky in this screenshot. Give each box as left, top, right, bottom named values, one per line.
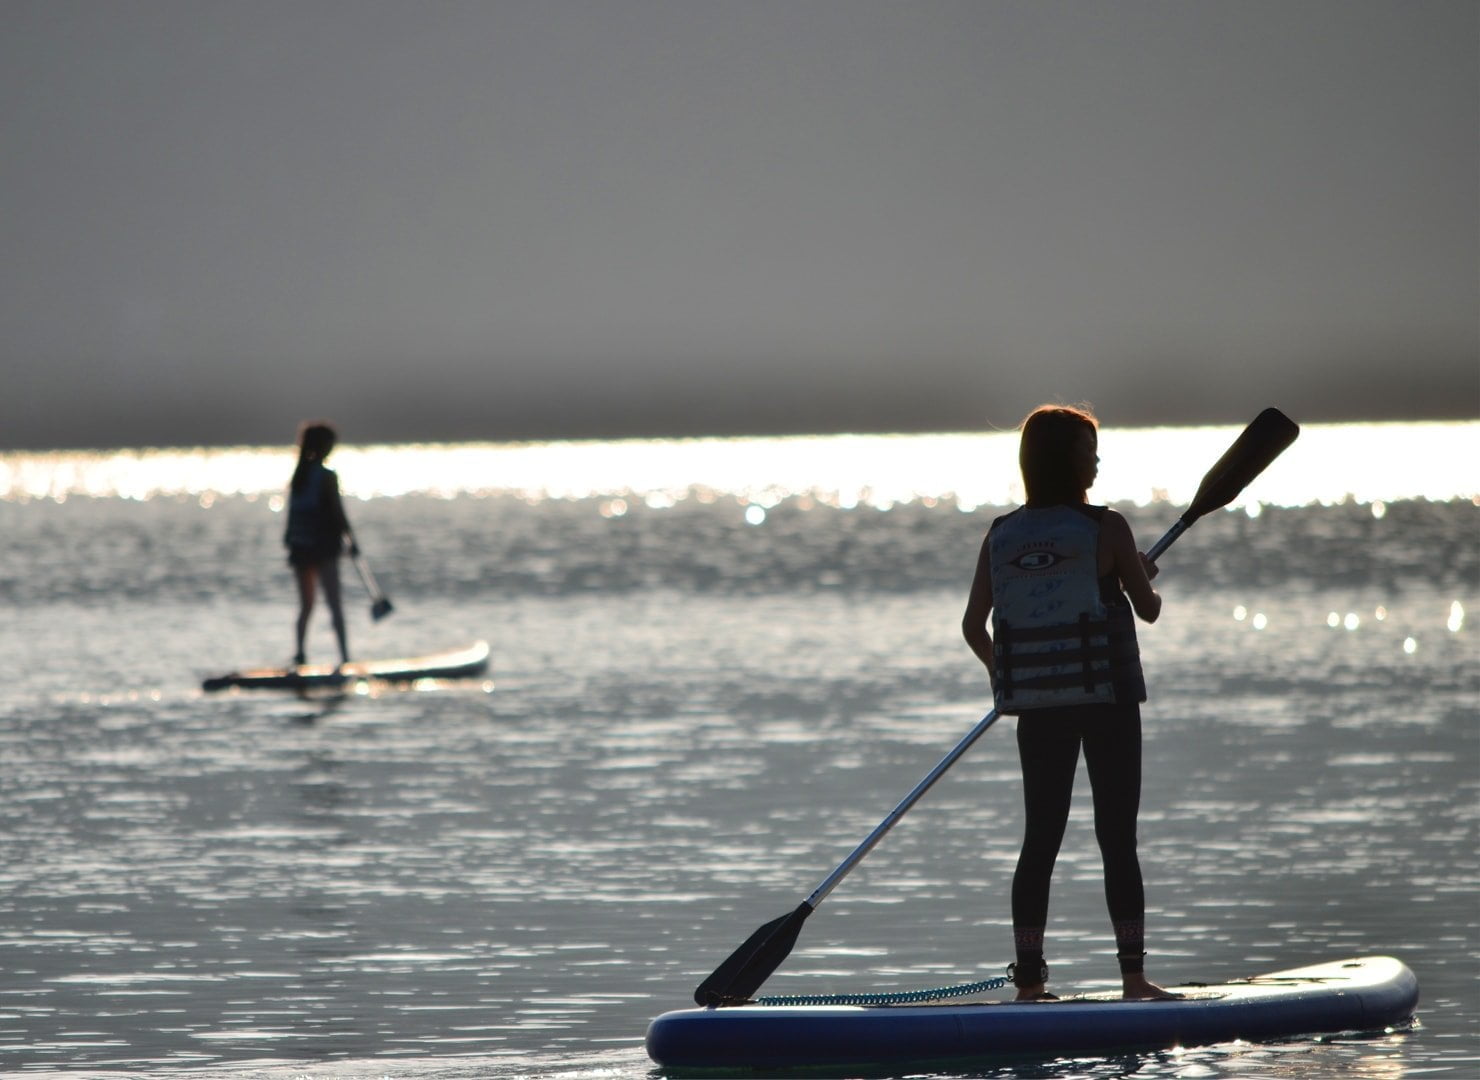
left=3, top=0, right=1475, bottom=450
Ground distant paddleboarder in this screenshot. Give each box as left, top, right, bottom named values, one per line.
left=963, top=403, right=1177, bottom=1002
left=285, top=421, right=357, bottom=668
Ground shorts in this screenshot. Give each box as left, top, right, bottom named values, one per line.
left=287, top=542, right=342, bottom=569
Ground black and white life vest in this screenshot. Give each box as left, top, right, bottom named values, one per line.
left=987, top=504, right=1145, bottom=713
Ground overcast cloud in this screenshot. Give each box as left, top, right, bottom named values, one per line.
left=2, top=0, right=1475, bottom=449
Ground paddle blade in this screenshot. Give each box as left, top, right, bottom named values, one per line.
left=694, top=901, right=814, bottom=1007
left=1183, top=408, right=1299, bottom=524
left=370, top=597, right=394, bottom=621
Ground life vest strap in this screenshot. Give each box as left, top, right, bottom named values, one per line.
left=994, top=610, right=1142, bottom=702
left=1006, top=670, right=1118, bottom=692
left=997, top=618, right=1115, bottom=644
left=998, top=644, right=1131, bottom=669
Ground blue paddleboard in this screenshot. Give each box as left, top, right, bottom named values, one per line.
left=646, top=955, right=1418, bottom=1073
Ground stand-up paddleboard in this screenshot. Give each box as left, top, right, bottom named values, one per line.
left=202, top=640, right=490, bottom=692
left=647, top=955, right=1418, bottom=1074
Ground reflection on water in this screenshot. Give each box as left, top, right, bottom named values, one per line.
left=3, top=580, right=1473, bottom=1077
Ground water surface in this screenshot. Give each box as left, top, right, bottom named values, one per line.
left=1, top=423, right=1475, bottom=1078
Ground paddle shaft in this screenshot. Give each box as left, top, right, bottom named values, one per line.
left=350, top=551, right=378, bottom=594
left=352, top=551, right=393, bottom=601
left=1144, top=518, right=1187, bottom=564
left=350, top=550, right=395, bottom=619
left=803, top=514, right=1189, bottom=911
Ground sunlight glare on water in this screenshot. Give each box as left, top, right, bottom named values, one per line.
left=1, top=421, right=1475, bottom=506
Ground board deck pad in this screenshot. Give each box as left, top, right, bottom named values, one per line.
left=202, top=640, right=490, bottom=692
left=646, top=956, right=1418, bottom=1073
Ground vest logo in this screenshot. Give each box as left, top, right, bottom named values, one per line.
left=1011, top=550, right=1068, bottom=572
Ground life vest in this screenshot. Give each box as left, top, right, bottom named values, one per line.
left=285, top=464, right=337, bottom=551
left=987, top=504, right=1144, bottom=713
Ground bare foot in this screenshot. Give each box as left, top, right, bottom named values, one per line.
left=1122, top=973, right=1182, bottom=1000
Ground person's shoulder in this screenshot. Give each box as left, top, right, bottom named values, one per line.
left=1047, top=502, right=1109, bottom=525
left=1096, top=507, right=1136, bottom=540
left=987, top=507, right=1023, bottom=534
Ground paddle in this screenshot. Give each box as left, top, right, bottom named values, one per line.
left=693, top=407, right=1300, bottom=1008
left=350, top=549, right=395, bottom=621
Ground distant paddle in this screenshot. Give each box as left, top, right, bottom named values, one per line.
left=350, top=550, right=395, bottom=621
left=693, top=407, right=1300, bottom=1007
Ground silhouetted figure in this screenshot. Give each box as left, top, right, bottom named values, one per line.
left=285, top=421, right=357, bottom=667
left=962, top=404, right=1177, bottom=1003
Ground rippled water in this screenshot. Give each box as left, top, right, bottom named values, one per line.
left=0, top=429, right=1476, bottom=1079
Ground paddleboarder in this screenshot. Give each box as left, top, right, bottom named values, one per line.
left=963, top=403, right=1177, bottom=1002
left=285, top=420, right=358, bottom=668
left=692, top=408, right=1293, bottom=1010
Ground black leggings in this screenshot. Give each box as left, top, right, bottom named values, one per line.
left=1012, top=703, right=1145, bottom=972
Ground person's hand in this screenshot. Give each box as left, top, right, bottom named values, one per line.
left=349, top=541, right=361, bottom=557
left=1138, top=552, right=1158, bottom=581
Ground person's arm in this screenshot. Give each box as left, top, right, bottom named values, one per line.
left=324, top=470, right=359, bottom=555
left=961, top=535, right=996, bottom=685
left=1102, top=509, right=1160, bottom=623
